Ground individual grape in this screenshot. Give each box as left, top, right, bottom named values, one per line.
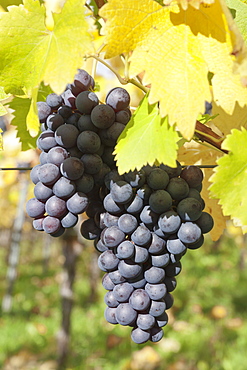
left=73, top=69, right=94, bottom=92
left=58, top=105, right=73, bottom=119
left=104, top=170, right=124, bottom=190
left=94, top=212, right=106, bottom=230
left=102, top=226, right=125, bottom=248
left=116, top=240, right=135, bottom=259
left=77, top=114, right=98, bottom=133
left=46, top=93, right=63, bottom=109
left=166, top=177, right=189, bottom=200
left=103, top=193, right=124, bottom=215
left=101, top=146, right=116, bottom=168
left=77, top=131, right=101, bottom=154
left=118, top=214, right=138, bottom=234
left=46, top=114, right=64, bottom=131
left=151, top=253, right=170, bottom=268
left=145, top=283, right=167, bottom=301
left=167, top=236, right=187, bottom=254
left=147, top=168, right=169, bottom=190
left=177, top=197, right=203, bottom=221
left=68, top=146, right=83, bottom=158
left=165, top=261, right=182, bottom=277
left=125, top=194, right=144, bottom=214
left=104, top=212, right=119, bottom=228
left=61, top=89, right=76, bottom=109
left=106, top=87, right=130, bottom=112
left=104, top=291, right=119, bottom=308
left=150, top=326, right=164, bottom=342
left=187, top=188, right=202, bottom=201
left=149, top=190, right=173, bottom=214
left=75, top=91, right=99, bottom=114
left=115, top=303, right=137, bottom=326
left=66, top=192, right=89, bottom=214
left=38, top=131, right=57, bottom=152
left=81, top=153, right=103, bottom=175
left=47, top=146, right=69, bottom=166
left=43, top=216, right=62, bottom=234
left=34, top=182, right=53, bottom=203
left=61, top=212, right=78, bottom=228
left=163, top=276, right=177, bottom=292
left=140, top=205, right=159, bottom=225
left=131, top=327, right=150, bottom=344
left=204, top=101, right=212, bottom=115
left=180, top=165, right=203, bottom=188
left=66, top=112, right=81, bottom=127
left=118, top=259, right=142, bottom=279
left=137, top=184, right=152, bottom=202
left=98, top=250, right=119, bottom=272
left=26, top=198, right=45, bottom=218
left=33, top=217, right=45, bottom=231
left=186, top=235, right=204, bottom=250
left=115, top=109, right=130, bottom=124
left=30, top=164, right=41, bottom=184
left=124, top=169, right=146, bottom=188
left=195, top=211, right=214, bottom=234
left=177, top=222, right=202, bottom=244
left=91, top=104, right=115, bottom=129
left=144, top=266, right=165, bottom=284
left=104, top=307, right=118, bottom=324
left=155, top=311, right=169, bottom=328
left=108, top=270, right=126, bottom=285
left=129, top=289, right=150, bottom=311
left=99, top=122, right=125, bottom=146
left=131, top=224, right=151, bottom=246
left=75, top=174, right=94, bottom=194
left=148, top=233, right=166, bottom=255
left=37, top=101, right=52, bottom=123
left=160, top=161, right=182, bottom=178
left=38, top=163, right=60, bottom=186
left=55, top=124, right=79, bottom=148
left=45, top=195, right=67, bottom=218
left=134, top=246, right=149, bottom=264
left=53, top=177, right=76, bottom=199
left=158, top=210, right=181, bottom=234
left=102, top=273, right=115, bottom=291
left=137, top=314, right=155, bottom=330
left=113, top=282, right=134, bottom=303
left=80, top=218, right=101, bottom=240
left=149, top=300, right=166, bottom=317
left=60, top=157, right=84, bottom=180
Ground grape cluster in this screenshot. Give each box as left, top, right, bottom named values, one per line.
left=83, top=164, right=214, bottom=343
left=27, top=69, right=214, bottom=344
left=26, top=69, right=130, bottom=236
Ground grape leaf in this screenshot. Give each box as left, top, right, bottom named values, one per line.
left=114, top=95, right=180, bottom=175
left=100, top=0, right=247, bottom=139
left=178, top=141, right=226, bottom=240
left=211, top=101, right=247, bottom=136
left=0, top=86, right=10, bottom=116
left=209, top=127, right=247, bottom=231
left=8, top=96, right=38, bottom=151
left=225, top=0, right=247, bottom=44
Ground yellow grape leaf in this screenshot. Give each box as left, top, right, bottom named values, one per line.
left=100, top=0, right=247, bottom=140
left=178, top=141, right=226, bottom=240
left=0, top=0, right=93, bottom=95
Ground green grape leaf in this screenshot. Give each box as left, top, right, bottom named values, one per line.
left=8, top=96, right=38, bottom=151
left=226, top=0, right=247, bottom=44
left=114, top=95, right=179, bottom=175
left=0, top=86, right=10, bottom=116
left=210, top=127, right=247, bottom=231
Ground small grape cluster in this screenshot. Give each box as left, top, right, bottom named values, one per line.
left=27, top=69, right=214, bottom=344
left=26, top=69, right=130, bottom=236
left=83, top=164, right=214, bottom=343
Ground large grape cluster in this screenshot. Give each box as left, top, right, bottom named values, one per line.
left=27, top=70, right=214, bottom=344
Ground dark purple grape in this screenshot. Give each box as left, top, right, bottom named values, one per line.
left=46, top=93, right=63, bottom=109
left=66, top=192, right=88, bottom=214
left=60, top=157, right=84, bottom=180
left=26, top=198, right=45, bottom=218
left=45, top=195, right=67, bottom=218
left=106, top=87, right=130, bottom=112
left=37, top=101, right=51, bottom=123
